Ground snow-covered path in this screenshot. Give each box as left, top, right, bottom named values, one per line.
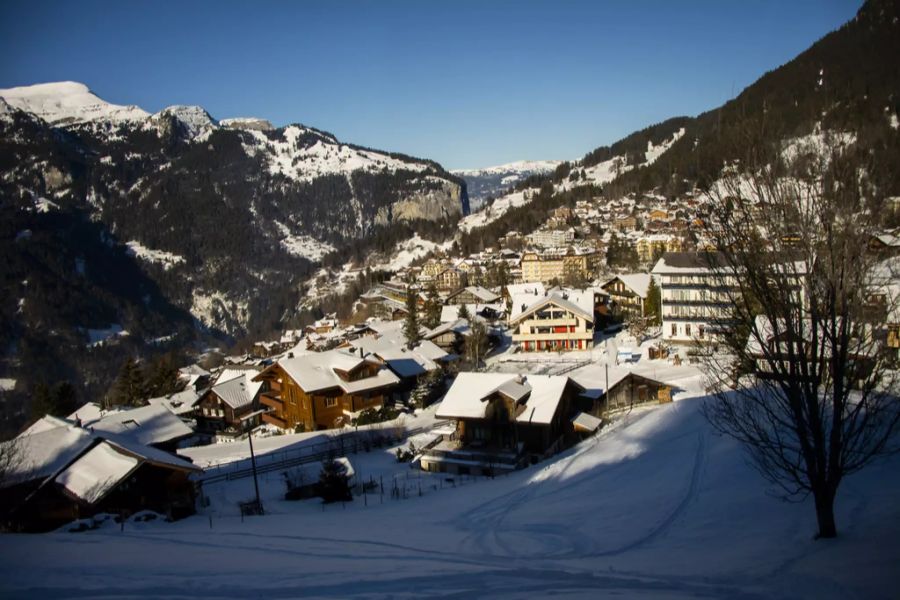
left=2, top=395, right=898, bottom=599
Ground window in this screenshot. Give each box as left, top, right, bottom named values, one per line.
left=698, top=325, right=705, bottom=339
left=671, top=323, right=677, bottom=336
left=324, top=398, right=338, bottom=408
left=685, top=324, right=691, bottom=337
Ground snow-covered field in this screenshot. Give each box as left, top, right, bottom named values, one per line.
left=2, top=379, right=897, bottom=598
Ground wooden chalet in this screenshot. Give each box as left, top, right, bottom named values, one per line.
left=253, top=349, right=400, bottom=431
left=421, top=373, right=585, bottom=475
left=196, top=369, right=264, bottom=435
left=509, top=292, right=596, bottom=352
left=602, top=273, right=653, bottom=318
left=446, top=286, right=500, bottom=306
left=1, top=419, right=200, bottom=532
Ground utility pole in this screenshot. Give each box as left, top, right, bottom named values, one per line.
left=247, top=420, right=263, bottom=515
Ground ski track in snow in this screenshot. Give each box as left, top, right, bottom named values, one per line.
left=3, top=397, right=897, bottom=599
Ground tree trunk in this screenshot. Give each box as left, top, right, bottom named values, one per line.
left=814, top=487, right=838, bottom=539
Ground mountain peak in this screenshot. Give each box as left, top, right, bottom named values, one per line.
left=0, top=80, right=149, bottom=125
left=150, top=105, right=218, bottom=139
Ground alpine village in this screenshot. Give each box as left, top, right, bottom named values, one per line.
left=0, top=1, right=899, bottom=598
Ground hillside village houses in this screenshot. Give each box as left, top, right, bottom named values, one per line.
left=6, top=181, right=854, bottom=532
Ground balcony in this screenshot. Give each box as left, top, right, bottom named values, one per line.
left=422, top=439, right=524, bottom=471
left=259, top=392, right=284, bottom=410
left=262, top=412, right=288, bottom=429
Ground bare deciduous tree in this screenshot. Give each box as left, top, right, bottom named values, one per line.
left=700, top=130, right=900, bottom=539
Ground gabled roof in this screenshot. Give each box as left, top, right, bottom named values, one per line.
left=510, top=294, right=594, bottom=325
left=6, top=423, right=95, bottom=487
left=436, top=373, right=522, bottom=419
left=436, top=373, right=581, bottom=425
left=54, top=441, right=140, bottom=505
left=208, top=373, right=262, bottom=411
left=262, top=349, right=400, bottom=394
left=148, top=388, right=202, bottom=416
left=447, top=286, right=500, bottom=303
left=89, top=403, right=195, bottom=447
left=2, top=419, right=199, bottom=494
left=424, top=318, right=475, bottom=340
left=603, top=273, right=653, bottom=298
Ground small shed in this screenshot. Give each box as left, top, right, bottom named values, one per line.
left=598, top=372, right=673, bottom=414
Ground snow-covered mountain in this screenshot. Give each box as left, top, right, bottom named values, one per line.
left=0, top=82, right=468, bottom=406
left=453, top=159, right=562, bottom=209
left=0, top=81, right=149, bottom=125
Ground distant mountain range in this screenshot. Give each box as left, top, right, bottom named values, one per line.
left=453, top=160, right=563, bottom=209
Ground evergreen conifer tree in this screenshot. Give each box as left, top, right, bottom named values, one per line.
left=422, top=284, right=442, bottom=329
left=402, top=286, right=421, bottom=348
left=644, top=277, right=661, bottom=326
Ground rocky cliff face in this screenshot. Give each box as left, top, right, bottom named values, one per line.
left=0, top=82, right=467, bottom=413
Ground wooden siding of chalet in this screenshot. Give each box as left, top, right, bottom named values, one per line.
left=258, top=364, right=388, bottom=431
left=5, top=461, right=195, bottom=533
left=197, top=392, right=242, bottom=432
left=455, top=383, right=579, bottom=455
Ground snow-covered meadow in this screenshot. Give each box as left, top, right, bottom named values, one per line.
left=1, top=381, right=897, bottom=599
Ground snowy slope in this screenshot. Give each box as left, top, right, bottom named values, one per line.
left=0, top=81, right=149, bottom=125
left=243, top=125, right=431, bottom=184
left=454, top=159, right=563, bottom=209
left=2, top=387, right=897, bottom=598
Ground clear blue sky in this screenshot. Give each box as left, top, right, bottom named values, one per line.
left=0, top=0, right=862, bottom=170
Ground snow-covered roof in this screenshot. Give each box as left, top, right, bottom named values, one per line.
left=19, top=414, right=73, bottom=437
left=54, top=441, right=140, bottom=505
left=571, top=412, right=603, bottom=433
left=436, top=373, right=579, bottom=425
left=208, top=372, right=263, bottom=411
left=651, top=252, right=729, bottom=274
left=89, top=403, right=194, bottom=447
left=510, top=293, right=594, bottom=324
left=506, top=282, right=546, bottom=297
left=4, top=424, right=95, bottom=486
left=147, top=388, right=202, bottom=416
left=440, top=304, right=504, bottom=323
left=437, top=373, right=523, bottom=419
left=604, top=273, right=653, bottom=298
left=516, top=376, right=572, bottom=425
left=268, top=349, right=400, bottom=394
left=2, top=417, right=199, bottom=492
left=424, top=318, right=475, bottom=340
